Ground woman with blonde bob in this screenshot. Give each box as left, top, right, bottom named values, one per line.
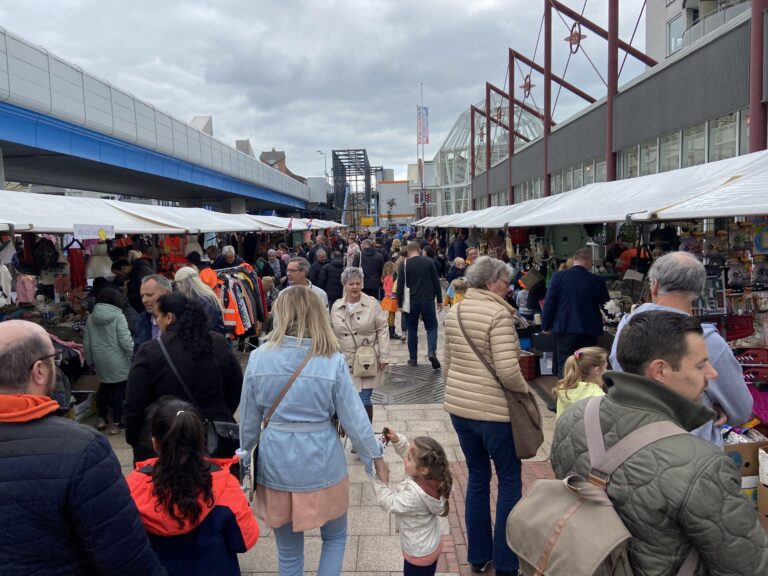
left=240, top=286, right=388, bottom=576
left=174, top=266, right=225, bottom=334
left=555, top=346, right=607, bottom=419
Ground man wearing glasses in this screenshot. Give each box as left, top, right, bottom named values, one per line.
left=0, top=320, right=164, bottom=575
left=281, top=256, right=329, bottom=308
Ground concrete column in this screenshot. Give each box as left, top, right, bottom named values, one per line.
left=223, top=196, right=246, bottom=214
left=749, top=0, right=768, bottom=152
left=0, top=146, right=5, bottom=190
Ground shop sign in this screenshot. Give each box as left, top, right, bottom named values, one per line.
left=360, top=217, right=375, bottom=227
left=73, top=224, right=115, bottom=241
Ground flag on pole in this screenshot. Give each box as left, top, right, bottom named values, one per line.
left=287, top=217, right=293, bottom=231
left=417, top=106, right=430, bottom=145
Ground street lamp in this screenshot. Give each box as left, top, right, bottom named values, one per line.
left=316, top=150, right=327, bottom=178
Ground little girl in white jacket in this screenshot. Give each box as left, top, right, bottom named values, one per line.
left=372, top=429, right=452, bottom=576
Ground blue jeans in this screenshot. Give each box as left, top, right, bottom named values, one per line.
left=273, top=513, right=348, bottom=576
left=406, top=300, right=438, bottom=361
left=450, top=415, right=522, bottom=572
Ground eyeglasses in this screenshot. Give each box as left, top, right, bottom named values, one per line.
left=29, top=351, right=63, bottom=370
left=286, top=268, right=301, bottom=273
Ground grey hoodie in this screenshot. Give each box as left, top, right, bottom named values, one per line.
left=84, top=303, right=134, bottom=384
left=610, top=303, right=753, bottom=445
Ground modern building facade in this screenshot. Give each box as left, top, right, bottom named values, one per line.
left=465, top=5, right=763, bottom=215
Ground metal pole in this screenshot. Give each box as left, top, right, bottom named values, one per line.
left=607, top=0, right=618, bottom=181
left=470, top=108, right=475, bottom=210
left=421, top=83, right=426, bottom=218
left=543, top=0, right=552, bottom=196
left=509, top=51, right=515, bottom=205
left=750, top=0, right=768, bottom=152
left=485, top=82, right=492, bottom=207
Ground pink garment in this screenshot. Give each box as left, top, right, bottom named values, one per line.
left=254, top=476, right=349, bottom=532
left=403, top=541, right=443, bottom=566
left=15, top=274, right=36, bottom=304
left=49, top=334, right=86, bottom=366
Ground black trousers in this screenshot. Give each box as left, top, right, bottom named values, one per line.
left=363, top=288, right=379, bottom=299
left=404, top=559, right=437, bottom=576
left=553, top=333, right=598, bottom=378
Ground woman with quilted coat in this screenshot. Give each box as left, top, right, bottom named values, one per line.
left=443, top=256, right=529, bottom=576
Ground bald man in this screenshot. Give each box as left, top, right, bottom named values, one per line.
left=0, top=320, right=164, bottom=575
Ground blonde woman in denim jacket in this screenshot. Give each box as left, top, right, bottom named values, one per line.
left=240, top=286, right=388, bottom=576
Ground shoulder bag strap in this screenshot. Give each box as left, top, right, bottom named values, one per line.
left=262, top=353, right=312, bottom=429
left=456, top=304, right=501, bottom=385
left=584, top=396, right=688, bottom=479
left=158, top=337, right=196, bottom=402
left=583, top=396, right=698, bottom=576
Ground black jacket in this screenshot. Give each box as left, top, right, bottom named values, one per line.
left=446, top=264, right=466, bottom=283
left=447, top=239, right=468, bottom=261
left=259, top=258, right=287, bottom=280
left=309, top=259, right=325, bottom=286
left=125, top=327, right=243, bottom=459
left=318, top=258, right=344, bottom=303
left=127, top=259, right=154, bottom=313
left=396, top=255, right=442, bottom=306
left=360, top=247, right=385, bottom=291
left=0, top=402, right=165, bottom=575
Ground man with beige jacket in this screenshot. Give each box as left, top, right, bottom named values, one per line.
left=443, top=256, right=528, bottom=576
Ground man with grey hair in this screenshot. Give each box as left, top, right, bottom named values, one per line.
left=212, top=245, right=244, bottom=270
left=133, top=274, right=173, bottom=349
left=0, top=320, right=165, bottom=575
left=542, top=247, right=610, bottom=377
left=308, top=248, right=327, bottom=285
left=280, top=256, right=328, bottom=308
left=610, top=251, right=753, bottom=445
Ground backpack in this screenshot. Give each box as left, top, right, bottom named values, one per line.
left=33, top=238, right=58, bottom=271
left=506, top=396, right=699, bottom=576
left=351, top=340, right=378, bottom=377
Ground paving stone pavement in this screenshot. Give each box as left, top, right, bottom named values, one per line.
left=106, top=308, right=558, bottom=575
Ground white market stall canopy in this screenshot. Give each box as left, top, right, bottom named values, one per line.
left=0, top=190, right=185, bottom=234
left=420, top=150, right=768, bottom=229
left=104, top=201, right=282, bottom=233
left=0, top=191, right=343, bottom=234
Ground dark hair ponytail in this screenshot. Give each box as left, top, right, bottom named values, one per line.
left=156, top=292, right=213, bottom=356
left=411, top=436, right=453, bottom=517
left=147, top=396, right=213, bottom=528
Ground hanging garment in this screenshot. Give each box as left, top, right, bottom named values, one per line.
left=67, top=248, right=87, bottom=291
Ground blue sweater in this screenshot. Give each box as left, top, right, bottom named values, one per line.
left=610, top=303, right=754, bottom=445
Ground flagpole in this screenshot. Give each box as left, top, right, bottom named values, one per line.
left=420, top=82, right=426, bottom=219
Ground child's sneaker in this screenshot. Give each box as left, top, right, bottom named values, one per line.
left=94, top=418, right=107, bottom=431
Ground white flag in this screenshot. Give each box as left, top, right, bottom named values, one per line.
left=417, top=106, right=430, bottom=145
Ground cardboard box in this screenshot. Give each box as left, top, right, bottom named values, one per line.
left=758, top=482, right=768, bottom=517
left=724, top=441, right=768, bottom=477
left=71, top=391, right=94, bottom=423
left=72, top=374, right=100, bottom=393
left=760, top=448, right=768, bottom=485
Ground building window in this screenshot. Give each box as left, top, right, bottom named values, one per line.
left=740, top=109, right=749, bottom=155
left=640, top=139, right=658, bottom=176
left=659, top=132, right=681, bottom=172
left=682, top=123, right=706, bottom=167
left=709, top=112, right=737, bottom=162
left=622, top=145, right=639, bottom=178
left=667, top=15, right=684, bottom=56
left=583, top=160, right=594, bottom=185
left=554, top=173, right=562, bottom=194
left=564, top=167, right=573, bottom=192
left=595, top=159, right=606, bottom=182
left=573, top=164, right=583, bottom=189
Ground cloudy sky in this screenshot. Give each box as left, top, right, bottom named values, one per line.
left=1, top=0, right=648, bottom=180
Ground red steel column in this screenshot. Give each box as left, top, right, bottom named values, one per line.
left=606, top=0, right=618, bottom=180
left=485, top=82, right=492, bottom=207
left=750, top=0, right=768, bottom=152
left=543, top=0, right=552, bottom=196
left=470, top=108, right=475, bottom=209
left=509, top=51, right=515, bottom=204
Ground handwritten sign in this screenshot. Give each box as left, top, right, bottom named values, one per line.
left=73, top=224, right=115, bottom=241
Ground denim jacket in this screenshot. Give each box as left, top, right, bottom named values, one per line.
left=239, top=336, right=383, bottom=492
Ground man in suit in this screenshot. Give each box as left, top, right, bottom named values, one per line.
left=542, top=247, right=609, bottom=377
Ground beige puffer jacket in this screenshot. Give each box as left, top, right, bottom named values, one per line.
left=443, top=288, right=528, bottom=422
left=330, top=293, right=390, bottom=390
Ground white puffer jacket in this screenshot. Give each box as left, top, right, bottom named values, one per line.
left=443, top=288, right=528, bottom=422
left=372, top=435, right=445, bottom=558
